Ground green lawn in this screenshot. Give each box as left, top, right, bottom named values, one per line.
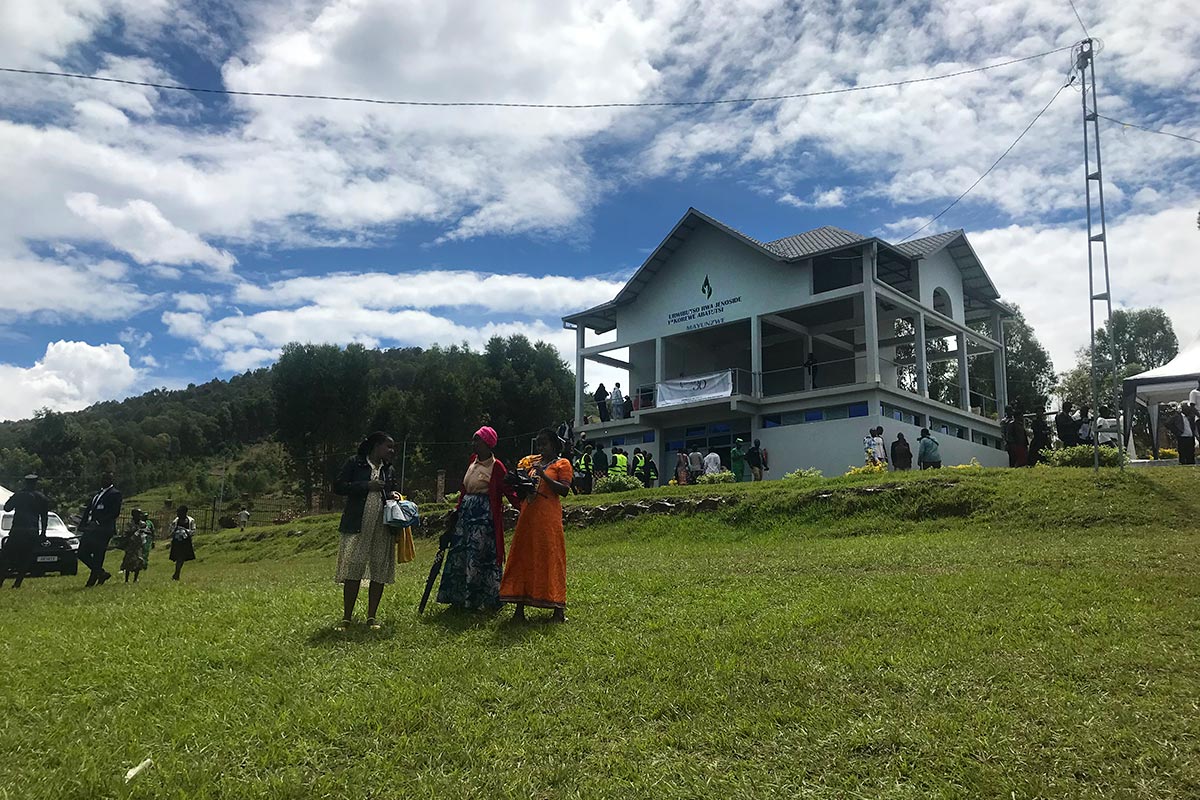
left=1, top=468, right=1197, bottom=799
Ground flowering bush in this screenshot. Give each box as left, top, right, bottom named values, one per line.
left=844, top=462, right=886, bottom=477
left=949, top=458, right=984, bottom=470
left=593, top=473, right=645, bottom=494
left=668, top=479, right=679, bottom=486
left=696, top=470, right=736, bottom=484
left=1157, top=448, right=1179, bottom=460
left=783, top=467, right=824, bottom=480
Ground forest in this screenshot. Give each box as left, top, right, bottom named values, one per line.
left=0, top=335, right=574, bottom=513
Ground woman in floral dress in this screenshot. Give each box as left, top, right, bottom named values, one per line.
left=500, top=428, right=572, bottom=623
left=436, top=426, right=520, bottom=611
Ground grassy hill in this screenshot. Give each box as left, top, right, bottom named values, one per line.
left=1, top=467, right=1197, bottom=798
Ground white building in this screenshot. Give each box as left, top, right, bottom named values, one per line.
left=563, top=208, right=1012, bottom=477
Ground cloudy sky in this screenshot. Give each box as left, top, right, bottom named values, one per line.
left=0, top=0, right=1197, bottom=422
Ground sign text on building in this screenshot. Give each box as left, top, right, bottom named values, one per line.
left=666, top=296, right=742, bottom=331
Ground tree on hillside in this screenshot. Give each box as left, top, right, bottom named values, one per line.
left=273, top=343, right=371, bottom=509
left=1058, top=307, right=1179, bottom=408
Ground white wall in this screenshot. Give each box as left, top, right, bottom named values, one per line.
left=917, top=249, right=966, bottom=325
left=615, top=223, right=811, bottom=346
left=758, top=413, right=1006, bottom=478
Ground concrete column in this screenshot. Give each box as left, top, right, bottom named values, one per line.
left=991, top=310, right=1008, bottom=414
left=862, top=243, right=880, bottom=384
left=957, top=331, right=971, bottom=411
left=750, top=315, right=763, bottom=396
left=655, top=337, right=665, bottom=408
left=574, top=325, right=585, bottom=425
left=914, top=312, right=928, bottom=398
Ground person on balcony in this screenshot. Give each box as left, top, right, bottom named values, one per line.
left=593, top=384, right=611, bottom=423
left=611, top=383, right=625, bottom=419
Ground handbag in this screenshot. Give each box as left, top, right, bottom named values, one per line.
left=384, top=499, right=420, bottom=528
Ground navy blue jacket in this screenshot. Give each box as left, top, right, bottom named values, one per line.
left=333, top=456, right=397, bottom=534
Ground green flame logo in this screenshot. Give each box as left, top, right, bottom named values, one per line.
left=701, top=274, right=712, bottom=300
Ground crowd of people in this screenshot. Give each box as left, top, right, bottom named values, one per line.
left=332, top=426, right=572, bottom=628
left=0, top=470, right=199, bottom=589
left=863, top=426, right=941, bottom=470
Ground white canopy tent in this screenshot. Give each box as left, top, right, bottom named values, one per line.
left=1122, top=331, right=1200, bottom=457
left=0, top=484, right=11, bottom=505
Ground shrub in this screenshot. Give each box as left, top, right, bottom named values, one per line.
left=1157, top=448, right=1179, bottom=461
left=696, top=470, right=736, bottom=485
left=844, top=463, right=886, bottom=477
left=442, top=491, right=461, bottom=504
left=1045, top=445, right=1123, bottom=468
left=783, top=467, right=824, bottom=480
left=593, top=473, right=645, bottom=494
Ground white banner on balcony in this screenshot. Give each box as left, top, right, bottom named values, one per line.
left=656, top=370, right=733, bottom=408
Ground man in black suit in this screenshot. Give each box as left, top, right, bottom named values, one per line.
left=2, top=474, right=50, bottom=588
left=79, top=470, right=122, bottom=587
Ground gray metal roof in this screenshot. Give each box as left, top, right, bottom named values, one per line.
left=893, top=230, right=963, bottom=259
left=762, top=226, right=867, bottom=259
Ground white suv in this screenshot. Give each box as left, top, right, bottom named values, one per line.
left=0, top=511, right=80, bottom=576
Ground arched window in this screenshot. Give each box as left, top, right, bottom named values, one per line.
left=933, top=288, right=952, bottom=319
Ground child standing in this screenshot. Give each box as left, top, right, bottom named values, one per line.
left=119, top=510, right=149, bottom=583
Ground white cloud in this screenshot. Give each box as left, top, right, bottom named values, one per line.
left=780, top=187, right=847, bottom=209
left=0, top=244, right=149, bottom=321
left=118, top=327, right=152, bottom=349
left=66, top=192, right=236, bottom=271
left=0, top=340, right=141, bottom=422
left=174, top=292, right=213, bottom=313
left=972, top=202, right=1200, bottom=373
left=232, top=270, right=624, bottom=314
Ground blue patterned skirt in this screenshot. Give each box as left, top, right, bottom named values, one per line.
left=436, top=493, right=502, bottom=610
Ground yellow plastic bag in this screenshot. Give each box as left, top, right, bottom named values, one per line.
left=396, top=527, right=415, bottom=564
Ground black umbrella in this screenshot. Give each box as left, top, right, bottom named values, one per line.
left=418, top=546, right=446, bottom=614
left=419, top=511, right=458, bottom=614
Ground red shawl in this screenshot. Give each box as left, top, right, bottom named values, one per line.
left=455, top=455, right=521, bottom=565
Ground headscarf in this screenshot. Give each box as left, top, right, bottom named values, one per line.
left=474, top=426, right=498, bottom=449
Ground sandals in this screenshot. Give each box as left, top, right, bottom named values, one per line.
left=367, top=617, right=382, bottom=630
left=335, top=618, right=351, bottom=631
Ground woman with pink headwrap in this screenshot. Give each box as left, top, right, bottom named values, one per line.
left=434, top=426, right=521, bottom=611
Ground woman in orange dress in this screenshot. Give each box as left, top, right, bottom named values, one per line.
left=500, top=427, right=572, bottom=623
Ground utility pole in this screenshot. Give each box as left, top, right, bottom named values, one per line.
left=400, top=435, right=408, bottom=495
left=1076, top=38, right=1122, bottom=472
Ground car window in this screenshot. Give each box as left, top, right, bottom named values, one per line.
left=1, top=512, right=71, bottom=534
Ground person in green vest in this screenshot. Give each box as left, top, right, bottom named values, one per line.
left=730, top=439, right=747, bottom=482
left=593, top=444, right=609, bottom=479
left=573, top=445, right=594, bottom=495
left=637, top=454, right=659, bottom=488
left=613, top=448, right=628, bottom=475
left=631, top=448, right=645, bottom=478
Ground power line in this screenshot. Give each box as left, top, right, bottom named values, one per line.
left=0, top=46, right=1073, bottom=110
left=1066, top=0, right=1091, bottom=38
left=900, top=79, right=1074, bottom=242
left=1097, top=114, right=1200, bottom=145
